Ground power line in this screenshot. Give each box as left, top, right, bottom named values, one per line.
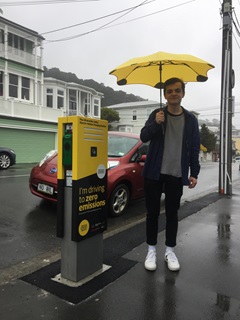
left=41, top=0, right=157, bottom=35
left=232, top=10, right=240, bottom=36
left=233, top=31, right=240, bottom=48
left=233, top=8, right=240, bottom=28
left=44, top=0, right=197, bottom=43
left=0, top=0, right=99, bottom=6
left=86, top=0, right=150, bottom=36
left=0, top=0, right=156, bottom=53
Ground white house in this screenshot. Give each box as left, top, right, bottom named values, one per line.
left=107, top=100, right=201, bottom=135
left=0, top=16, right=103, bottom=163
left=106, top=100, right=162, bottom=134
left=44, top=77, right=102, bottom=118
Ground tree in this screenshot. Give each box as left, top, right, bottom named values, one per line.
left=200, top=124, right=217, bottom=153
left=101, top=108, right=120, bottom=130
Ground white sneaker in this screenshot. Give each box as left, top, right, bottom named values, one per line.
left=165, top=251, right=180, bottom=271
left=144, top=250, right=157, bottom=271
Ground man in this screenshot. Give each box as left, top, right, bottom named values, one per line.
left=140, top=77, right=200, bottom=272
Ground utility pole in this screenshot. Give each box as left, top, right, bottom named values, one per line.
left=219, top=0, right=234, bottom=195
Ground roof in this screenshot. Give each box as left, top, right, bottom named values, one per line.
left=0, top=16, right=45, bottom=40
left=44, top=77, right=104, bottom=96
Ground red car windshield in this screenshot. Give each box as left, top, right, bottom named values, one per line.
left=108, top=135, right=139, bottom=157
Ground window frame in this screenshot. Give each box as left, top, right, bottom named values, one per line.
left=93, top=98, right=100, bottom=117
left=132, top=109, right=137, bottom=121
left=21, top=76, right=30, bottom=100
left=57, top=89, right=64, bottom=109
left=69, top=89, right=77, bottom=111
left=46, top=88, right=53, bottom=108
left=9, top=73, right=18, bottom=98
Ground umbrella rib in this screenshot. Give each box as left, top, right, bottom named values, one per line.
left=122, top=63, right=155, bottom=78
left=172, top=61, right=201, bottom=75
left=161, top=60, right=203, bottom=76
left=128, top=60, right=203, bottom=76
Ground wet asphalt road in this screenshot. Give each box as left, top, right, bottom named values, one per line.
left=0, top=164, right=58, bottom=269
left=0, top=162, right=239, bottom=277
left=0, top=163, right=146, bottom=273
left=1, top=165, right=240, bottom=319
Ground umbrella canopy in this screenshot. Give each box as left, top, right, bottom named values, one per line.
left=109, top=51, right=215, bottom=90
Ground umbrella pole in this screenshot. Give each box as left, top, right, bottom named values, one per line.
left=159, top=62, right=164, bottom=135
left=159, top=62, right=163, bottom=107
left=160, top=88, right=163, bottom=107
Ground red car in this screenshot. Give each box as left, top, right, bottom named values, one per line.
left=29, top=132, right=149, bottom=216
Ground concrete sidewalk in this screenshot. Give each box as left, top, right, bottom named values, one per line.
left=1, top=182, right=240, bottom=320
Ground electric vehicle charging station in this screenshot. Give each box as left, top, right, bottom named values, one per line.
left=57, top=115, right=108, bottom=282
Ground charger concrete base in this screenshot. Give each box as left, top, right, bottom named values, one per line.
left=60, top=187, right=103, bottom=282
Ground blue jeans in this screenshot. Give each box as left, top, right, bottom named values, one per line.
left=144, top=175, right=183, bottom=247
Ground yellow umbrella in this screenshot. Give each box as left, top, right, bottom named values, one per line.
left=109, top=51, right=215, bottom=104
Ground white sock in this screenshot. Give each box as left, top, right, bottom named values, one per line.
left=165, top=246, right=174, bottom=255
left=148, top=245, right=156, bottom=252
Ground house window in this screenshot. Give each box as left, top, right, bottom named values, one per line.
left=26, top=39, right=33, bottom=54
left=0, top=29, right=4, bottom=44
left=8, top=33, right=13, bottom=47
left=19, top=37, right=24, bottom=51
left=9, top=74, right=18, bottom=98
left=7, top=32, right=32, bottom=52
left=84, top=97, right=90, bottom=116
left=69, top=89, right=77, bottom=113
left=146, top=108, right=151, bottom=119
left=0, top=72, right=3, bottom=96
left=57, top=89, right=64, bottom=109
left=93, top=99, right=99, bottom=117
left=37, top=81, right=41, bottom=105
left=9, top=74, right=31, bottom=100
left=132, top=110, right=137, bottom=121
left=21, top=77, right=30, bottom=100
left=14, top=34, right=18, bottom=49
left=46, top=88, right=53, bottom=108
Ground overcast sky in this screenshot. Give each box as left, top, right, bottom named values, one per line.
left=2, top=0, right=240, bottom=128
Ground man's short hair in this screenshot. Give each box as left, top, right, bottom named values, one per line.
left=163, top=78, right=185, bottom=94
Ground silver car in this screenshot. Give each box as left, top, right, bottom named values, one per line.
left=0, top=147, right=16, bottom=169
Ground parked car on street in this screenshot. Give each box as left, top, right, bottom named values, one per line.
left=0, top=147, right=16, bottom=170
left=29, top=132, right=149, bottom=216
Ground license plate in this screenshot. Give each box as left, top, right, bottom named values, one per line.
left=37, top=183, right=54, bottom=195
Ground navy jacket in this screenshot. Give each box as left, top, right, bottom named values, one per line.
left=140, top=107, right=200, bottom=186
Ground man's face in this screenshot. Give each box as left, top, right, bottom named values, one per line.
left=164, top=82, right=185, bottom=106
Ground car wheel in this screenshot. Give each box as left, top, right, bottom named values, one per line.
left=109, top=184, right=130, bottom=217
left=0, top=153, right=11, bottom=170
